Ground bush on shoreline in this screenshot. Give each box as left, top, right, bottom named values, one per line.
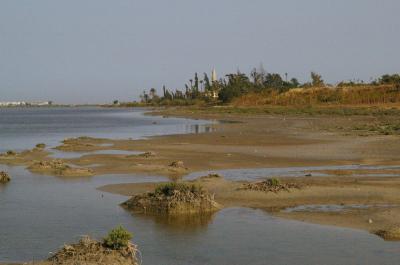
left=103, top=225, right=133, bottom=250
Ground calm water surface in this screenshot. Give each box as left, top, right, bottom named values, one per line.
left=0, top=107, right=213, bottom=153
left=1, top=107, right=400, bottom=264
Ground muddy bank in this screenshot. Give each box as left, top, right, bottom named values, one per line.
left=99, top=175, right=400, bottom=240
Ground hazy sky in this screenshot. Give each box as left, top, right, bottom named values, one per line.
left=0, top=0, right=399, bottom=104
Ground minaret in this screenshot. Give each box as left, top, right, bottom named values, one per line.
left=211, top=68, right=217, bottom=83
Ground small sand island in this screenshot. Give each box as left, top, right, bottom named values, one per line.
left=17, top=226, right=139, bottom=265
left=28, top=159, right=94, bottom=177
left=122, top=182, right=221, bottom=215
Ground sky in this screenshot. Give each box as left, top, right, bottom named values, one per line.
left=0, top=0, right=399, bottom=104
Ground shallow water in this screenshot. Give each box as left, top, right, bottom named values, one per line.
left=1, top=107, right=400, bottom=264
left=0, top=107, right=214, bottom=153
left=1, top=165, right=400, bottom=264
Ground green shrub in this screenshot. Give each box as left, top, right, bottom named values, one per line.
left=103, top=225, right=132, bottom=250
left=155, top=182, right=203, bottom=196
left=266, top=178, right=280, bottom=186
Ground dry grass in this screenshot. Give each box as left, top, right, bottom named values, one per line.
left=233, top=85, right=400, bottom=106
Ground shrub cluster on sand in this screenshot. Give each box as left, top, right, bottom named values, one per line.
left=28, top=159, right=94, bottom=177
left=48, top=226, right=138, bottom=265
left=0, top=171, right=11, bottom=183
left=239, top=178, right=301, bottom=193
left=122, top=182, right=221, bottom=215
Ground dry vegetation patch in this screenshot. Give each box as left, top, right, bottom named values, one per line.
left=28, top=159, right=94, bottom=177
left=48, top=227, right=139, bottom=265
left=122, top=182, right=221, bottom=215
left=239, top=178, right=302, bottom=193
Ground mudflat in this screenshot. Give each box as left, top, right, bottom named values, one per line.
left=2, top=107, right=400, bottom=177
left=2, top=106, right=400, bottom=240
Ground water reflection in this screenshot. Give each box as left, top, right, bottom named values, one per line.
left=127, top=211, right=216, bottom=233
left=186, top=124, right=215, bottom=134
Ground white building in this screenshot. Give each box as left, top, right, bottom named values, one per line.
left=0, top=101, right=26, bottom=107
left=211, top=68, right=217, bottom=83
left=0, top=101, right=52, bottom=107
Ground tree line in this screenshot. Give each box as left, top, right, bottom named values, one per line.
left=118, top=67, right=400, bottom=106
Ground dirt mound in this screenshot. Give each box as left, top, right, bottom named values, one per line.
left=240, top=178, right=301, bottom=193
left=28, top=160, right=94, bottom=177
left=122, top=182, right=221, bottom=215
left=375, top=227, right=400, bottom=241
left=0, top=171, right=11, bottom=183
left=47, top=236, right=139, bottom=265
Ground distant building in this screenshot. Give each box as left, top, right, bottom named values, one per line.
left=30, top=101, right=52, bottom=106
left=211, top=68, right=217, bottom=83
left=0, top=101, right=26, bottom=107
left=205, top=68, right=220, bottom=99
left=0, top=101, right=52, bottom=107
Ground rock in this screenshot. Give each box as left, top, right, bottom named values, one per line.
left=48, top=236, right=139, bottom=265
left=122, top=182, right=221, bottom=215
left=0, top=171, right=11, bottom=183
